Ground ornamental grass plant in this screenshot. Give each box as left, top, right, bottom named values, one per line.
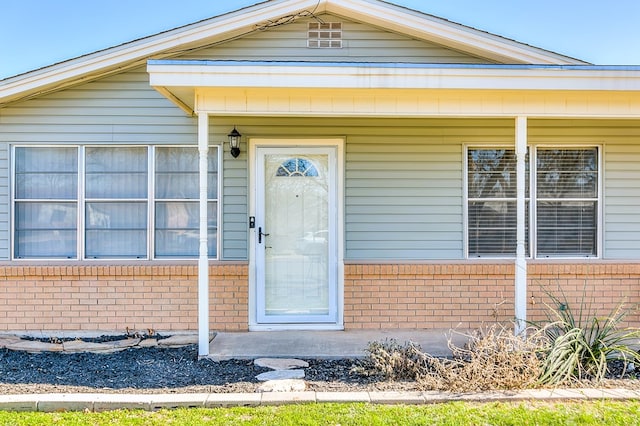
left=535, top=284, right=640, bottom=385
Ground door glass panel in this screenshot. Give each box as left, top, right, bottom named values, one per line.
left=264, top=154, right=329, bottom=317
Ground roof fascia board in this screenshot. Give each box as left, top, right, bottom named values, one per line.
left=148, top=63, right=640, bottom=91
left=325, top=0, right=585, bottom=65
left=0, top=0, right=324, bottom=105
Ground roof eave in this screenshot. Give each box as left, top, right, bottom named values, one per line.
left=326, top=0, right=587, bottom=65
left=0, top=0, right=322, bottom=106
left=0, top=0, right=588, bottom=107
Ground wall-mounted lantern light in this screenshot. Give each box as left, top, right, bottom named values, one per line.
left=228, top=127, right=241, bottom=158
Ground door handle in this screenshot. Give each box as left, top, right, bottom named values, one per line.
left=258, top=227, right=270, bottom=244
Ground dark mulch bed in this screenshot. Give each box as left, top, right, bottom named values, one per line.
left=0, top=340, right=638, bottom=395
left=0, top=344, right=392, bottom=394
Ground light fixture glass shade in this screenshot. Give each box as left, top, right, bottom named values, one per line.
left=228, top=127, right=241, bottom=158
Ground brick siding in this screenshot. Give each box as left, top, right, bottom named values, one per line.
left=0, top=264, right=248, bottom=334
left=0, top=262, right=638, bottom=334
left=344, top=262, right=640, bottom=330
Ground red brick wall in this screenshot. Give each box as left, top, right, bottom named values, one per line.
left=344, top=262, right=640, bottom=330
left=0, top=264, right=248, bottom=333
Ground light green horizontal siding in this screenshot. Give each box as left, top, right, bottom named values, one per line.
left=179, top=14, right=492, bottom=64
left=7, top=86, right=640, bottom=263
left=227, top=117, right=513, bottom=260
left=530, top=119, right=640, bottom=260
left=0, top=68, right=250, bottom=260
left=604, top=146, right=640, bottom=258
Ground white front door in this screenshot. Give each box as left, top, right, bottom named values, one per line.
left=255, top=145, right=338, bottom=325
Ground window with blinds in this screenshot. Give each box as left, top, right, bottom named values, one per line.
left=466, top=146, right=599, bottom=258
left=467, top=149, right=529, bottom=257
left=536, top=148, right=598, bottom=257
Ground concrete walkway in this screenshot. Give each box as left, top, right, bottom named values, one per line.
left=209, top=329, right=466, bottom=361
left=2, top=388, right=640, bottom=412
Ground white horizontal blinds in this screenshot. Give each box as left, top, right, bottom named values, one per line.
left=467, top=149, right=529, bottom=256
left=14, top=147, right=78, bottom=258
left=154, top=147, right=218, bottom=258
left=536, top=148, right=598, bottom=257
left=85, top=147, right=148, bottom=259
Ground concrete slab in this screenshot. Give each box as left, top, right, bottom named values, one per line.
left=316, top=391, right=371, bottom=403
left=205, top=393, right=262, bottom=407
left=256, top=370, right=305, bottom=381
left=369, top=391, right=425, bottom=405
left=209, top=329, right=461, bottom=360
left=35, top=394, right=95, bottom=412
left=158, top=334, right=199, bottom=347
left=258, top=379, right=307, bottom=393
left=260, top=391, right=317, bottom=405
left=93, top=394, right=153, bottom=412
left=254, top=358, right=309, bottom=370
left=148, top=394, right=209, bottom=410
left=0, top=395, right=38, bottom=411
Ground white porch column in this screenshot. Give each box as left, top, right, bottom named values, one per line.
left=197, top=112, right=210, bottom=356
left=515, top=116, right=528, bottom=335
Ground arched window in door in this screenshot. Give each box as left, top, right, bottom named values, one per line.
left=276, top=158, right=319, bottom=177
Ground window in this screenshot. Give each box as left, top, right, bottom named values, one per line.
left=536, top=148, right=598, bottom=257
left=466, top=146, right=599, bottom=258
left=14, top=147, right=78, bottom=258
left=13, top=145, right=219, bottom=260
left=85, top=147, right=148, bottom=259
left=276, top=157, right=319, bottom=177
left=154, top=147, right=218, bottom=258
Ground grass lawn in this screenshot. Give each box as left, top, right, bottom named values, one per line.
left=0, top=401, right=639, bottom=425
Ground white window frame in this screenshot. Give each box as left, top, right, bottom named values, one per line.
left=10, top=144, right=221, bottom=261
left=531, top=145, right=602, bottom=259
left=465, top=144, right=602, bottom=259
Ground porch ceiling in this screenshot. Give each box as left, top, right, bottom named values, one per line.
left=147, top=61, right=640, bottom=118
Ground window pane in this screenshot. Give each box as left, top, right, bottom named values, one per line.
left=537, top=148, right=598, bottom=199
left=536, top=148, right=598, bottom=257
left=467, top=148, right=529, bottom=257
left=468, top=149, right=517, bottom=198
left=155, top=201, right=217, bottom=257
left=15, top=147, right=77, bottom=199
left=468, top=200, right=529, bottom=256
left=14, top=202, right=77, bottom=258
left=155, top=147, right=217, bottom=199
left=86, top=147, right=147, bottom=198
left=537, top=201, right=597, bottom=256
left=85, top=202, right=147, bottom=258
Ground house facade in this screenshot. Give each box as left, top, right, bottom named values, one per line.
left=2, top=0, right=640, bottom=355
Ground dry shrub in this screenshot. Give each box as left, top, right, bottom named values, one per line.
left=359, top=324, right=546, bottom=392
left=358, top=339, right=429, bottom=381
left=419, top=324, right=545, bottom=392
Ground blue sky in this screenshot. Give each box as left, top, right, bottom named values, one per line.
left=2, top=0, right=640, bottom=80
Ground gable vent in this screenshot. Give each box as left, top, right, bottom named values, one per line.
left=308, top=22, right=342, bottom=48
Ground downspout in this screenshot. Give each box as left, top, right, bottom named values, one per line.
left=197, top=112, right=210, bottom=356
left=515, top=116, right=528, bottom=335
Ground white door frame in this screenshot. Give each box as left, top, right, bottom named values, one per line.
left=248, top=138, right=344, bottom=331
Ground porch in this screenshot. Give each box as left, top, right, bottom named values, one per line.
left=207, top=329, right=466, bottom=361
